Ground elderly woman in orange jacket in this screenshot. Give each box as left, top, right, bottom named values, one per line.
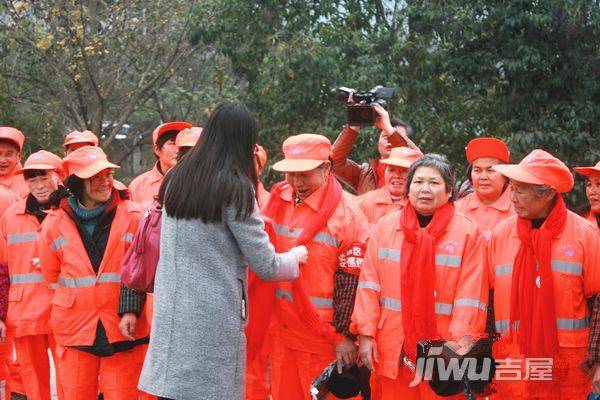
left=488, top=150, right=600, bottom=399
left=574, top=161, right=600, bottom=228
left=455, top=137, right=515, bottom=235
left=353, top=154, right=488, bottom=399
left=38, top=146, right=150, bottom=400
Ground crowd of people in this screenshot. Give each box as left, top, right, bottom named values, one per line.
left=0, top=99, right=598, bottom=400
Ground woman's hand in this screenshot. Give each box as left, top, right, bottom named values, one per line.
left=334, top=337, right=358, bottom=373
left=359, top=335, right=379, bottom=371
left=290, top=245, right=308, bottom=264
left=372, top=104, right=394, bottom=135
left=119, top=313, right=137, bottom=341
left=593, top=363, right=600, bottom=393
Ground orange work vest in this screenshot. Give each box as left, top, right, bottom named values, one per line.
left=38, top=192, right=149, bottom=346
left=0, top=199, right=54, bottom=337
left=352, top=209, right=488, bottom=379
left=488, top=211, right=600, bottom=348
left=129, top=163, right=163, bottom=209
left=356, top=187, right=406, bottom=232
left=454, top=189, right=514, bottom=234
left=270, top=184, right=369, bottom=354
left=0, top=164, right=28, bottom=198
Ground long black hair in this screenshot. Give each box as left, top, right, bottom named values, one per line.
left=163, top=101, right=259, bottom=222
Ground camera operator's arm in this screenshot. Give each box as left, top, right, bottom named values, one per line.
left=372, top=104, right=420, bottom=151
left=331, top=125, right=375, bottom=193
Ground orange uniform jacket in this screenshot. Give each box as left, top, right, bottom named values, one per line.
left=353, top=209, right=488, bottom=379
left=0, top=187, right=19, bottom=218
left=0, top=164, right=28, bottom=198
left=356, top=187, right=406, bottom=232
left=0, top=200, right=54, bottom=337
left=129, top=163, right=163, bottom=209
left=454, top=189, right=514, bottom=234
left=38, top=194, right=149, bottom=346
left=270, top=184, right=369, bottom=354
left=584, top=210, right=598, bottom=228
left=488, top=212, right=600, bottom=348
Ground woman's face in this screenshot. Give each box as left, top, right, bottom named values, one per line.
left=587, top=173, right=600, bottom=213
left=26, top=171, right=60, bottom=204
left=471, top=157, right=506, bottom=204
left=408, top=166, right=451, bottom=215
left=384, top=164, right=408, bottom=197
left=82, top=169, right=114, bottom=206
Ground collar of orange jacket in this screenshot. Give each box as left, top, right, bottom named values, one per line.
left=277, top=177, right=330, bottom=212
left=466, top=187, right=512, bottom=212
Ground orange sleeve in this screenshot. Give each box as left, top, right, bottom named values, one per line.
left=583, top=225, right=600, bottom=298
left=351, top=224, right=382, bottom=337
left=449, top=227, right=489, bottom=340
left=0, top=215, right=8, bottom=265
left=38, top=218, right=61, bottom=285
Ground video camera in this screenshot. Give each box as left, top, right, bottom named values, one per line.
left=336, top=86, right=397, bottom=126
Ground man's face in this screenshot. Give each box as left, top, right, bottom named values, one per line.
left=384, top=164, right=408, bottom=197
left=154, top=138, right=179, bottom=171
left=285, top=163, right=329, bottom=200
left=509, top=180, right=555, bottom=219
left=0, top=142, right=21, bottom=177
left=26, top=171, right=60, bottom=204
left=586, top=173, right=600, bottom=214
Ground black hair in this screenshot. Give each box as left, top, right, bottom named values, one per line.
left=64, top=175, right=84, bottom=199
left=177, top=146, right=192, bottom=161
left=23, top=170, right=48, bottom=179
left=405, top=153, right=456, bottom=201
left=163, top=101, right=259, bottom=222
left=156, top=130, right=179, bottom=150
left=390, top=119, right=413, bottom=137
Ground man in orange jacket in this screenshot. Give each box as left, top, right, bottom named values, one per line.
left=331, top=105, right=418, bottom=195
left=129, top=121, right=191, bottom=209
left=265, top=134, right=369, bottom=400
left=0, top=151, right=65, bottom=400
left=38, top=146, right=150, bottom=400
left=0, top=127, right=28, bottom=198
left=356, top=146, right=422, bottom=231
left=63, top=130, right=99, bottom=155
left=488, top=149, right=600, bottom=399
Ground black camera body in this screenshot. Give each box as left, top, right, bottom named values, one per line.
left=336, top=86, right=397, bottom=126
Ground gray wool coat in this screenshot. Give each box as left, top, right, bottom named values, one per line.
left=138, top=202, right=299, bottom=400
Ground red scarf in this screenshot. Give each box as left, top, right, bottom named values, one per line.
left=263, top=174, right=345, bottom=343
left=245, top=218, right=277, bottom=363
left=510, top=196, right=566, bottom=357
left=400, top=201, right=455, bottom=360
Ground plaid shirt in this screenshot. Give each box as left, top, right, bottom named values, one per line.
left=333, top=269, right=359, bottom=339
left=118, top=283, right=146, bottom=317
left=588, top=295, right=600, bottom=363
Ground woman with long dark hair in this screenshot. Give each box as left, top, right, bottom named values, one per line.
left=138, top=102, right=306, bottom=400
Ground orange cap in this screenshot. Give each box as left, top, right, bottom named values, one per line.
left=272, top=134, right=331, bottom=172
left=152, top=121, right=192, bottom=145
left=15, top=150, right=62, bottom=175
left=176, top=127, right=203, bottom=148
left=62, top=146, right=119, bottom=179
left=63, top=130, right=99, bottom=147
left=254, top=145, right=267, bottom=170
left=381, top=147, right=423, bottom=169
left=574, top=161, right=600, bottom=177
left=465, top=137, right=510, bottom=164
left=0, top=127, right=25, bottom=151
left=492, top=149, right=574, bottom=193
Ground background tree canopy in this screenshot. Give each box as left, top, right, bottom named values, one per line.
left=1, top=0, right=598, bottom=204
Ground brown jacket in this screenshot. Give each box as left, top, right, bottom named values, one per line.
left=331, top=126, right=380, bottom=195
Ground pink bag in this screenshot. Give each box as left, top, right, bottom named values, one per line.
left=121, top=203, right=162, bottom=293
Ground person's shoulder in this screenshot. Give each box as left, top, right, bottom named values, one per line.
left=340, top=190, right=368, bottom=221
left=567, top=210, right=598, bottom=235
left=451, top=208, right=479, bottom=231
left=2, top=198, right=26, bottom=217
left=491, top=215, right=517, bottom=239
left=356, top=187, right=385, bottom=203
left=129, top=169, right=153, bottom=188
